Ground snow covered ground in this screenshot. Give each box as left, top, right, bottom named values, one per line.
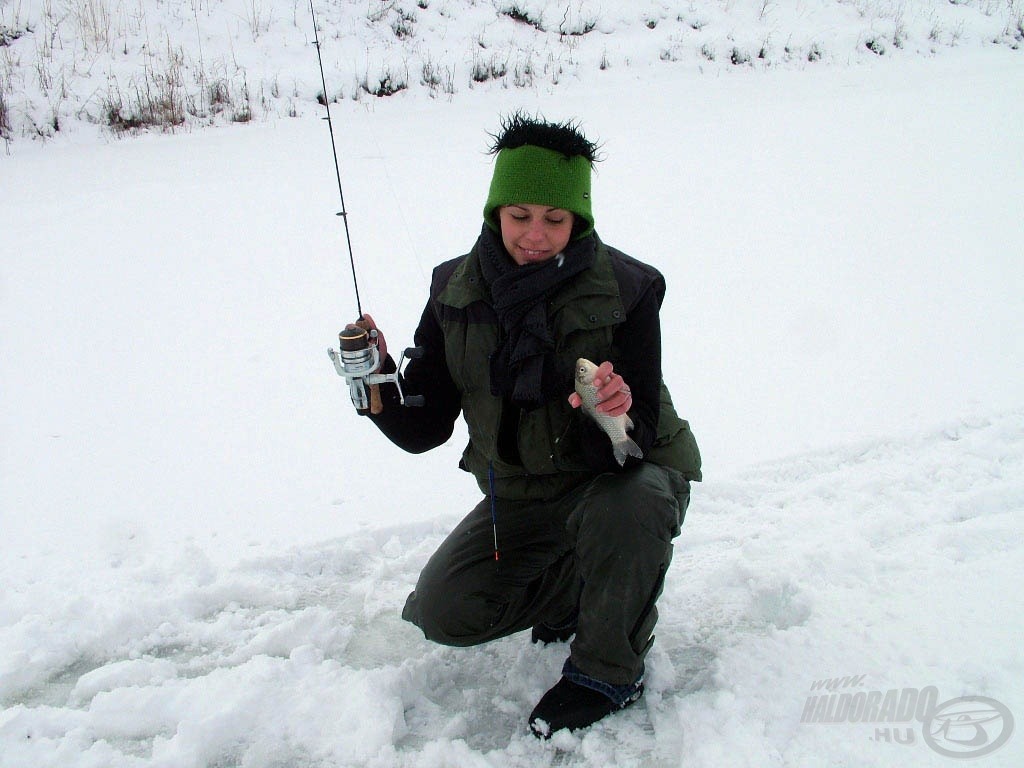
left=2, top=1, right=1024, bottom=766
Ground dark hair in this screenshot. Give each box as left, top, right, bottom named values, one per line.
left=487, top=111, right=601, bottom=163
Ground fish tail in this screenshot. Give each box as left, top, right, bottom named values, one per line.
left=612, top=437, right=644, bottom=466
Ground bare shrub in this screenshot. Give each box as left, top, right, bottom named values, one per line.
left=0, top=87, right=10, bottom=139
left=231, top=79, right=252, bottom=122
left=730, top=47, right=751, bottom=65
left=512, top=53, right=534, bottom=88
left=360, top=66, right=408, bottom=97
left=391, top=9, right=416, bottom=39
left=1008, top=10, right=1024, bottom=42
left=75, top=0, right=112, bottom=52
left=102, top=62, right=187, bottom=134
left=559, top=6, right=596, bottom=37
left=865, top=37, right=885, bottom=55
left=421, top=57, right=455, bottom=96
left=470, top=52, right=507, bottom=83
left=366, top=1, right=396, bottom=24
left=500, top=3, right=544, bottom=32
left=0, top=23, right=30, bottom=47
left=245, top=0, right=272, bottom=42
left=207, top=78, right=232, bottom=114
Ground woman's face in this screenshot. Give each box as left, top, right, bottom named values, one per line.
left=498, top=204, right=575, bottom=266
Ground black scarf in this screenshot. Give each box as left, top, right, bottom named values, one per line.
left=478, top=225, right=596, bottom=410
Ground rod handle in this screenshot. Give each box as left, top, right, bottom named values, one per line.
left=350, top=321, right=384, bottom=415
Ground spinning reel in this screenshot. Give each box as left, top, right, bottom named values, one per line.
left=328, top=325, right=425, bottom=414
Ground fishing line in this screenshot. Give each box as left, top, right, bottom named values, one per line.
left=370, top=131, right=430, bottom=286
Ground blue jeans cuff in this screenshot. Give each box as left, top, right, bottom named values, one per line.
left=562, top=659, right=643, bottom=707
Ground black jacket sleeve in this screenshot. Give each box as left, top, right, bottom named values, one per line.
left=366, top=299, right=462, bottom=453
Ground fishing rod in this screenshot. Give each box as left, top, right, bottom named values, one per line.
left=311, top=1, right=424, bottom=414
left=309, top=0, right=361, bottom=318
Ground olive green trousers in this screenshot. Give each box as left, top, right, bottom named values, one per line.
left=402, top=463, right=690, bottom=686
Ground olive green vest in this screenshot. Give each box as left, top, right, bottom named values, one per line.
left=436, top=242, right=701, bottom=500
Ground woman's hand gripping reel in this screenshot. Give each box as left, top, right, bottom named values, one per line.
left=328, top=325, right=425, bottom=414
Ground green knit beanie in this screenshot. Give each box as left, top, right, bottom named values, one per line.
left=483, top=144, right=594, bottom=239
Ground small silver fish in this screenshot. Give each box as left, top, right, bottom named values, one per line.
left=574, top=357, right=643, bottom=466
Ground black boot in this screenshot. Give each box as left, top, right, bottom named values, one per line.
left=528, top=669, right=643, bottom=738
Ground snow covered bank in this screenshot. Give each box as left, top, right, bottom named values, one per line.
left=1, top=0, right=1021, bottom=143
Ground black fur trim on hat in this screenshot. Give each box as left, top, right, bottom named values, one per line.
left=487, top=112, right=601, bottom=162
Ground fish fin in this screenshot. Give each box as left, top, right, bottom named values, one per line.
left=624, top=414, right=634, bottom=431
left=612, top=437, right=644, bottom=466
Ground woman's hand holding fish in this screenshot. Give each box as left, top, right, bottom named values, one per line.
left=568, top=360, right=633, bottom=417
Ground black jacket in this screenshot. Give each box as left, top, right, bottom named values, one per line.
left=368, top=233, right=700, bottom=498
